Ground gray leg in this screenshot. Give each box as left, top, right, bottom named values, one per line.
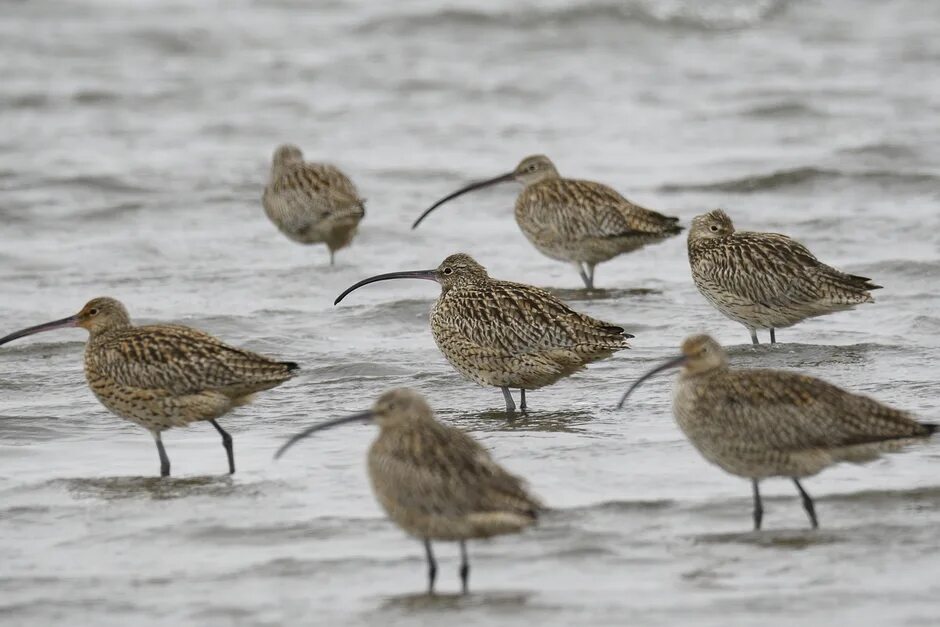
left=793, top=479, right=818, bottom=529
left=500, top=386, right=516, bottom=413
left=574, top=263, right=591, bottom=289
left=424, top=539, right=437, bottom=595
left=770, top=328, right=777, bottom=344
left=749, top=328, right=759, bottom=345
left=520, top=388, right=527, bottom=412
left=153, top=431, right=170, bottom=478
left=329, top=249, right=335, bottom=266
left=209, top=419, right=235, bottom=474
left=585, top=263, right=596, bottom=289
left=459, top=540, right=470, bottom=594
left=752, top=479, right=763, bottom=530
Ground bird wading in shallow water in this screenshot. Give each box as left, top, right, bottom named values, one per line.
left=262, top=143, right=365, bottom=265
left=334, top=253, right=632, bottom=412
left=411, top=155, right=682, bottom=289
left=618, top=334, right=936, bottom=530
left=275, top=388, right=541, bottom=594
left=687, top=209, right=881, bottom=345
left=0, top=297, right=298, bottom=477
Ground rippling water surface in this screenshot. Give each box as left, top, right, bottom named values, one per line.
left=2, top=0, right=940, bottom=624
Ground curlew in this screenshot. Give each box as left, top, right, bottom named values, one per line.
left=618, top=334, right=936, bottom=530
left=688, top=209, right=881, bottom=345
left=334, top=253, right=632, bottom=412
left=411, top=155, right=682, bottom=289
left=262, top=143, right=365, bottom=265
left=0, top=297, right=298, bottom=477
left=275, top=388, right=541, bottom=594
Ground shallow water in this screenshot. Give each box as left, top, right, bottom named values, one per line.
left=2, top=0, right=940, bottom=625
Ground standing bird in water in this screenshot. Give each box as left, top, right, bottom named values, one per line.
left=688, top=209, right=881, bottom=345
left=0, top=298, right=298, bottom=477
left=618, top=334, right=935, bottom=530
left=262, top=143, right=365, bottom=265
left=411, top=155, right=682, bottom=289
left=335, top=253, right=632, bottom=412
left=275, top=388, right=541, bottom=594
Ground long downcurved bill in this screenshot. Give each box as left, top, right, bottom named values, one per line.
left=0, top=315, right=79, bottom=346
left=334, top=270, right=438, bottom=305
left=616, top=355, right=687, bottom=409
left=274, top=410, right=374, bottom=460
left=411, top=172, right=515, bottom=229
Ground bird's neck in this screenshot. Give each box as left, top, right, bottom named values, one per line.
left=524, top=172, right=560, bottom=187
left=271, top=162, right=300, bottom=181
left=87, top=323, right=131, bottom=345
left=680, top=363, right=728, bottom=380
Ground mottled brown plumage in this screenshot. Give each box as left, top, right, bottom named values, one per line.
left=412, top=155, right=682, bottom=288
left=275, top=388, right=541, bottom=594
left=334, top=253, right=632, bottom=411
left=0, top=297, right=298, bottom=476
left=619, top=334, right=935, bottom=529
left=262, top=143, right=365, bottom=265
left=688, top=209, right=881, bottom=344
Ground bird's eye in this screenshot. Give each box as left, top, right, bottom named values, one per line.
left=89, top=308, right=99, bottom=316
left=443, top=267, right=453, bottom=275
left=528, top=164, right=537, bottom=171
left=709, top=225, right=719, bottom=232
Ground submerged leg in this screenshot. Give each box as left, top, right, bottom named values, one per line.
left=210, top=419, right=235, bottom=474
left=153, top=431, right=170, bottom=478
left=424, top=539, right=437, bottom=595
left=770, top=328, right=777, bottom=344
left=752, top=479, right=763, bottom=530
left=459, top=540, right=470, bottom=594
left=500, top=387, right=516, bottom=413
left=749, top=328, right=759, bottom=345
left=520, top=389, right=527, bottom=411
left=793, top=478, right=819, bottom=529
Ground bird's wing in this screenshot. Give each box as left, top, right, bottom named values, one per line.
left=697, top=370, right=929, bottom=451
left=691, top=233, right=835, bottom=307
left=317, top=164, right=362, bottom=200
left=436, top=281, right=629, bottom=355
left=264, top=164, right=363, bottom=226
left=519, top=179, right=680, bottom=240
left=371, top=425, right=540, bottom=518
left=89, top=326, right=292, bottom=394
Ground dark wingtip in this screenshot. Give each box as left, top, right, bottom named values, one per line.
left=849, top=274, right=882, bottom=291
left=623, top=333, right=636, bottom=339
left=920, top=422, right=938, bottom=435
left=284, top=362, right=300, bottom=372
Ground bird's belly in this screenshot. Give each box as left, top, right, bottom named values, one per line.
left=428, top=323, right=590, bottom=390
left=515, top=210, right=662, bottom=265
left=262, top=198, right=328, bottom=245
left=692, top=275, right=802, bottom=329
left=84, top=368, right=233, bottom=432
left=323, top=220, right=360, bottom=251
left=373, top=489, right=531, bottom=541
left=673, top=399, right=828, bottom=479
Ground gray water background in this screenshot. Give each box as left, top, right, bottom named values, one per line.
left=2, top=0, right=940, bottom=624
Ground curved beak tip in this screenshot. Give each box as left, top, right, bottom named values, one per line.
left=616, top=354, right=687, bottom=409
